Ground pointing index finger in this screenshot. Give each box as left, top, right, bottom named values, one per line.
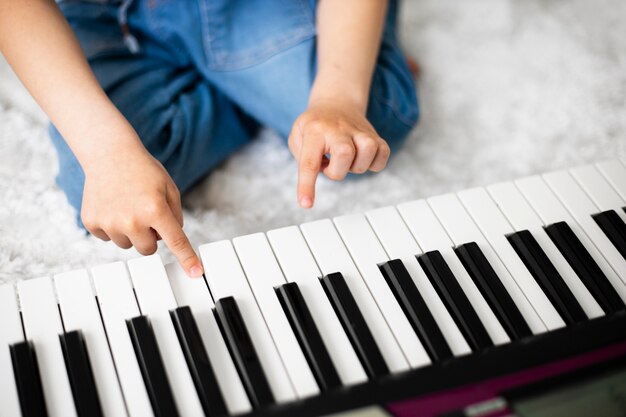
left=297, top=135, right=325, bottom=209
left=154, top=209, right=203, bottom=278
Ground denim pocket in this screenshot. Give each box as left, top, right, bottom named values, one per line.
left=58, top=1, right=128, bottom=60
left=199, top=0, right=316, bottom=71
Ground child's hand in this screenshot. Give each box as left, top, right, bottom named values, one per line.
left=289, top=98, right=391, bottom=208
left=80, top=142, right=204, bottom=278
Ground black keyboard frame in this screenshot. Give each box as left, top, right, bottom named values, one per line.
left=240, top=310, right=626, bottom=417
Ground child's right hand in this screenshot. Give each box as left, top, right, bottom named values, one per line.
left=0, top=0, right=202, bottom=278
left=80, top=142, right=204, bottom=278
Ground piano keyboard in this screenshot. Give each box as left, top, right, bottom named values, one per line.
left=2, top=160, right=626, bottom=417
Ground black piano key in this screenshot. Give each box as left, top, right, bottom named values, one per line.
left=417, top=251, right=494, bottom=352
left=593, top=210, right=626, bottom=259
left=10, top=341, right=48, bottom=417
left=59, top=330, right=103, bottom=417
left=507, top=230, right=588, bottom=325
left=320, top=272, right=389, bottom=378
left=455, top=242, right=533, bottom=340
left=214, top=296, right=274, bottom=407
left=275, top=282, right=342, bottom=391
left=126, top=315, right=179, bottom=417
left=545, top=221, right=625, bottom=313
left=170, top=306, right=228, bottom=417
left=378, top=259, right=454, bottom=362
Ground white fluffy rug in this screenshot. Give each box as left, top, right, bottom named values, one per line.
left=1, top=0, right=625, bottom=284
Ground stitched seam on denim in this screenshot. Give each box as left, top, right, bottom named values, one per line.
left=208, top=28, right=315, bottom=72
left=198, top=0, right=215, bottom=68
left=212, top=26, right=314, bottom=67
left=207, top=0, right=316, bottom=71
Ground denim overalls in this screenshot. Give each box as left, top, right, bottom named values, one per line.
left=50, top=0, right=419, bottom=217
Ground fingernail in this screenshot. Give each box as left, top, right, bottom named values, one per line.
left=189, top=265, right=204, bottom=278
left=300, top=196, right=313, bottom=209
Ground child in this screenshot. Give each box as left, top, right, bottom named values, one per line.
left=0, top=0, right=418, bottom=277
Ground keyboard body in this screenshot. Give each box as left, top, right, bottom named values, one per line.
left=2, top=159, right=626, bottom=417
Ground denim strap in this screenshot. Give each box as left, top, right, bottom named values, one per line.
left=118, top=0, right=140, bottom=53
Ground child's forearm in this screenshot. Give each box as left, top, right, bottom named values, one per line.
left=289, top=0, right=391, bottom=209
left=311, top=0, right=388, bottom=112
left=0, top=0, right=204, bottom=277
left=0, top=0, right=144, bottom=171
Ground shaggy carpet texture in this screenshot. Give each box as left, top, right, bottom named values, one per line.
left=1, top=0, right=625, bottom=284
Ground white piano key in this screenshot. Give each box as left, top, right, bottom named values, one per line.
left=233, top=233, right=320, bottom=398
left=200, top=240, right=296, bottom=403
left=92, top=262, right=154, bottom=417
left=17, top=277, right=78, bottom=417
left=365, top=206, right=472, bottom=356
left=0, top=283, right=24, bottom=417
left=267, top=226, right=368, bottom=385
left=543, top=171, right=626, bottom=285
left=515, top=175, right=626, bottom=302
left=300, top=219, right=410, bottom=373
left=570, top=165, right=626, bottom=224
left=454, top=188, right=567, bottom=330
left=127, top=255, right=204, bottom=417
left=333, top=214, right=431, bottom=368
left=401, top=199, right=546, bottom=335
left=54, top=269, right=128, bottom=417
left=165, top=262, right=252, bottom=415
left=487, top=182, right=604, bottom=318
left=596, top=160, right=626, bottom=201
left=397, top=199, right=515, bottom=343
left=398, top=200, right=462, bottom=250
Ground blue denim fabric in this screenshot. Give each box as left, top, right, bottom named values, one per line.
left=50, top=0, right=419, bottom=223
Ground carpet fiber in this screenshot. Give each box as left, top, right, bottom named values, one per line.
left=1, top=0, right=624, bottom=284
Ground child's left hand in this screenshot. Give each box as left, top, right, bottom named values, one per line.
left=288, top=97, right=391, bottom=209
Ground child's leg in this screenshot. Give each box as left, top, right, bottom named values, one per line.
left=49, top=1, right=258, bottom=218
left=200, top=0, right=418, bottom=154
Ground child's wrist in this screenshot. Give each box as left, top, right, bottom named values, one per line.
left=308, top=91, right=368, bottom=115
left=72, top=119, right=147, bottom=175
left=309, top=74, right=370, bottom=114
